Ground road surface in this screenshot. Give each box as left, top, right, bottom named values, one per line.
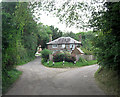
left=6, top=57, right=105, bottom=95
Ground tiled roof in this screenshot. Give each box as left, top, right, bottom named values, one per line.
left=47, top=37, right=81, bottom=44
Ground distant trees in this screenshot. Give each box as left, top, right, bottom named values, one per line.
left=36, top=24, right=63, bottom=49
left=63, top=31, right=77, bottom=39
left=79, top=31, right=96, bottom=55
left=37, top=24, right=51, bottom=49
left=50, top=26, right=63, bottom=40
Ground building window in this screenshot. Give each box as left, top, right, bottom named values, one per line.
left=66, top=44, right=69, bottom=48
left=52, top=44, right=58, bottom=48
left=70, top=44, right=75, bottom=50
left=62, top=44, right=65, bottom=48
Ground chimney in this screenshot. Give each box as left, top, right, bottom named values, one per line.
left=49, top=34, right=52, bottom=42
left=79, top=34, right=82, bottom=42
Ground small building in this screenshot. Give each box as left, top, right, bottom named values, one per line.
left=37, top=45, right=42, bottom=53
left=71, top=47, right=84, bottom=61
left=35, top=45, right=42, bottom=57
left=47, top=36, right=82, bottom=54
left=46, top=35, right=85, bottom=61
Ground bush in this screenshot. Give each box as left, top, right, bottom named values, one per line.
left=53, top=53, right=65, bottom=62
left=41, top=58, right=46, bottom=64
left=65, top=54, right=76, bottom=63
left=2, top=69, right=22, bottom=94
left=78, top=57, right=87, bottom=63
left=53, top=52, right=76, bottom=63
left=80, top=47, right=93, bottom=55
left=41, top=49, right=52, bottom=62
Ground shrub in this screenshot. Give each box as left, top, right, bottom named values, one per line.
left=80, top=47, right=93, bottom=55
left=53, top=53, right=65, bottom=62
left=41, top=58, right=46, bottom=64
left=41, top=49, right=52, bottom=62
left=53, top=52, right=76, bottom=63
left=78, top=57, right=87, bottom=63
left=65, top=54, right=76, bottom=63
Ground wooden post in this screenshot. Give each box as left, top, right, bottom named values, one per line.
left=53, top=61, right=55, bottom=66
left=63, top=61, right=64, bottom=65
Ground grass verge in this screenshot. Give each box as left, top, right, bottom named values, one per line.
left=2, top=69, right=22, bottom=94
left=42, top=60, right=97, bottom=68
left=95, top=67, right=119, bottom=96
left=17, top=57, right=36, bottom=66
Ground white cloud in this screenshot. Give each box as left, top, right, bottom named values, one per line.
left=38, top=11, right=81, bottom=33
left=33, top=0, right=103, bottom=33
left=34, top=9, right=91, bottom=33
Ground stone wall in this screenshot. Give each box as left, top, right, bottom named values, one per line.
left=76, top=55, right=96, bottom=61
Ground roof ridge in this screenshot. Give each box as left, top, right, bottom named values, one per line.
left=47, top=36, right=81, bottom=44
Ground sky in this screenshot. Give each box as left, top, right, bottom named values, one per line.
left=33, top=0, right=94, bottom=33
left=37, top=11, right=83, bottom=33
left=1, top=0, right=104, bottom=33
left=0, top=0, right=90, bottom=34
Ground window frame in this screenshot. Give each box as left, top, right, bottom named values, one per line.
left=52, top=44, right=58, bottom=48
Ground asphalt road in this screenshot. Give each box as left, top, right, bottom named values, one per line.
left=6, top=57, right=105, bottom=95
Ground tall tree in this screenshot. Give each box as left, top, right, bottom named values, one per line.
left=50, top=26, right=63, bottom=40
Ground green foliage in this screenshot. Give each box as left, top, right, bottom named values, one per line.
left=53, top=53, right=65, bottom=62
left=80, top=47, right=93, bottom=55
left=63, top=31, right=77, bottom=39
left=53, top=52, right=76, bottom=63
left=65, top=54, right=76, bottom=63
left=41, top=1, right=89, bottom=28
left=37, top=24, right=63, bottom=49
left=90, top=2, right=120, bottom=70
left=79, top=31, right=96, bottom=55
left=95, top=67, right=119, bottom=96
left=92, top=31, right=120, bottom=69
left=41, top=58, right=46, bottom=64
left=78, top=57, right=87, bottom=63
left=37, top=24, right=51, bottom=48
left=2, top=2, right=38, bottom=93
left=2, top=69, right=22, bottom=94
left=41, top=49, right=52, bottom=62
left=50, top=26, right=63, bottom=40
left=2, top=2, right=38, bottom=68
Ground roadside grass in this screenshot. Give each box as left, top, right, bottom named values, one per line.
left=16, top=57, right=36, bottom=66
left=43, top=60, right=97, bottom=68
left=95, top=67, right=119, bottom=96
left=2, top=69, right=22, bottom=94
left=2, top=56, right=36, bottom=94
